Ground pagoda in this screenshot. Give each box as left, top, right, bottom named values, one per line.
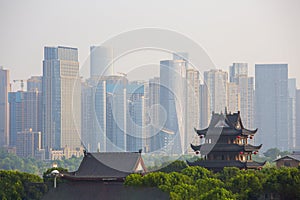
left=188, top=111, right=265, bottom=171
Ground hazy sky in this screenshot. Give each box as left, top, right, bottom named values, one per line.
left=1, top=0, right=300, bottom=88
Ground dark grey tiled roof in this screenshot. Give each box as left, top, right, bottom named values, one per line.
left=187, top=160, right=265, bottom=169
left=274, top=154, right=300, bottom=162
left=191, top=143, right=262, bottom=153
left=72, top=152, right=145, bottom=179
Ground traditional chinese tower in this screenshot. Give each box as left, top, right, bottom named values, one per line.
left=188, top=111, right=265, bottom=171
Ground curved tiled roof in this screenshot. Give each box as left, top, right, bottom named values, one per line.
left=66, top=152, right=146, bottom=179
left=191, top=143, right=262, bottom=153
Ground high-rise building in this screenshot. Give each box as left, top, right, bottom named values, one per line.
left=9, top=90, right=42, bottom=147
left=229, top=63, right=248, bottom=82
left=0, top=67, right=10, bottom=147
left=16, top=129, right=44, bottom=159
left=147, top=77, right=161, bottom=152
left=204, top=69, right=228, bottom=115
left=229, top=63, right=254, bottom=129
left=296, top=89, right=300, bottom=150
left=126, top=81, right=146, bottom=152
left=255, top=64, right=288, bottom=151
left=227, top=82, right=240, bottom=112
left=90, top=46, right=114, bottom=78
left=199, top=84, right=210, bottom=129
left=160, top=58, right=187, bottom=154
left=104, top=75, right=128, bottom=152
left=42, top=46, right=81, bottom=157
left=186, top=68, right=200, bottom=153
left=27, top=76, right=42, bottom=92
left=288, top=79, right=296, bottom=150
left=81, top=80, right=99, bottom=152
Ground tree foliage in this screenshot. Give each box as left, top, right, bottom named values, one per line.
left=125, top=162, right=300, bottom=200
left=0, top=149, right=83, bottom=175
left=0, top=170, right=47, bottom=200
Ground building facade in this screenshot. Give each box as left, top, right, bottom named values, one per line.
left=204, top=69, right=228, bottom=116
left=255, top=64, right=288, bottom=151
left=42, top=46, right=81, bottom=158
left=27, top=76, right=42, bottom=92
left=229, top=63, right=254, bottom=130
left=288, top=79, right=296, bottom=150
left=160, top=59, right=187, bottom=154
left=296, top=90, right=300, bottom=150
left=16, top=129, right=44, bottom=160
left=186, top=68, right=200, bottom=153
left=9, top=90, right=42, bottom=147
left=0, top=67, right=10, bottom=147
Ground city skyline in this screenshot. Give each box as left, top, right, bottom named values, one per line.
left=1, top=0, right=300, bottom=88
left=1, top=52, right=300, bottom=159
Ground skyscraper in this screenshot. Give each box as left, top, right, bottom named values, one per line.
left=90, top=46, right=114, bottom=77
left=296, top=89, right=300, bottom=150
left=160, top=58, right=187, bottom=154
left=186, top=68, right=200, bottom=153
left=204, top=69, right=228, bottom=115
left=229, top=63, right=247, bottom=83
left=255, top=64, right=288, bottom=151
left=199, top=84, right=210, bottom=129
left=147, top=77, right=161, bottom=152
left=288, top=79, right=296, bottom=150
left=229, top=63, right=254, bottom=129
left=81, top=80, right=99, bottom=152
left=104, top=75, right=128, bottom=152
left=42, top=46, right=81, bottom=156
left=227, top=82, right=240, bottom=112
left=16, top=129, right=43, bottom=159
left=0, top=67, right=10, bottom=147
left=27, top=76, right=42, bottom=92
left=9, top=90, right=42, bottom=147
left=126, top=81, right=146, bottom=152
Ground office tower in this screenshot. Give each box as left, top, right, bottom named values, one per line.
left=227, top=82, right=240, bottom=112
left=186, top=68, right=200, bottom=153
left=160, top=58, right=187, bottom=154
left=94, top=78, right=107, bottom=152
left=9, top=90, right=42, bottom=147
left=255, top=64, right=288, bottom=151
left=90, top=46, right=114, bottom=78
left=16, top=129, right=43, bottom=159
left=229, top=63, right=248, bottom=82
left=147, top=77, right=161, bottom=152
left=204, top=69, right=228, bottom=115
left=296, top=90, right=300, bottom=150
left=288, top=79, right=296, bottom=150
left=27, top=76, right=42, bottom=92
left=0, top=67, right=10, bottom=147
left=42, top=46, right=81, bottom=156
left=229, top=63, right=254, bottom=129
left=104, top=75, right=128, bottom=152
left=199, top=84, right=209, bottom=129
left=127, top=81, right=146, bottom=152
left=81, top=80, right=99, bottom=152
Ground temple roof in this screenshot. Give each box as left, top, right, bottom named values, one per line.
left=195, top=111, right=257, bottom=136
left=187, top=160, right=265, bottom=170
left=191, top=143, right=262, bottom=153
left=63, top=152, right=147, bottom=180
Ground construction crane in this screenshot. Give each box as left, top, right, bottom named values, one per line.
left=13, top=79, right=25, bottom=91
